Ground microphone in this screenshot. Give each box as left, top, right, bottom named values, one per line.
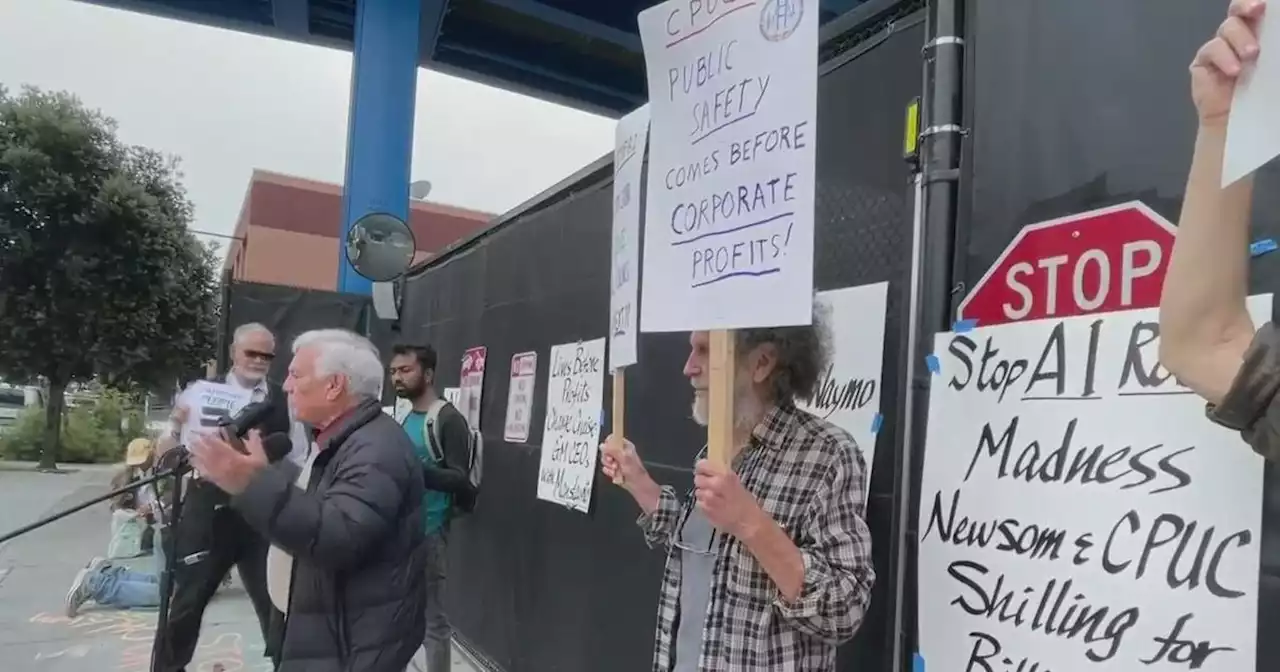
left=218, top=399, right=277, bottom=439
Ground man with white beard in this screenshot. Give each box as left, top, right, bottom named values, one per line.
left=600, top=313, right=875, bottom=672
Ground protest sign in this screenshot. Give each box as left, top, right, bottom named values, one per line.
left=458, top=346, right=487, bottom=428
left=916, top=296, right=1270, bottom=672
left=637, top=0, right=818, bottom=332
left=798, top=282, right=887, bottom=486
left=504, top=351, right=538, bottom=443
left=610, top=105, right=650, bottom=371
left=536, top=338, right=606, bottom=513
left=179, top=381, right=254, bottom=447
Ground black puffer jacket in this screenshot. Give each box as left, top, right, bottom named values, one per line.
left=234, top=399, right=427, bottom=671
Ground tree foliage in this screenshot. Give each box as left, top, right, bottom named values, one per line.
left=0, top=85, right=218, bottom=468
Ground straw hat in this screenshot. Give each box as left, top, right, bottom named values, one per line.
left=125, top=438, right=154, bottom=467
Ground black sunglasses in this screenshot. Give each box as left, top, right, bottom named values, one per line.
left=244, top=349, right=276, bottom=362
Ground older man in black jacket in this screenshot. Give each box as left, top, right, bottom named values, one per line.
left=191, top=329, right=427, bottom=672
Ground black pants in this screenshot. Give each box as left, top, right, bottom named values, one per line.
left=152, top=484, right=283, bottom=671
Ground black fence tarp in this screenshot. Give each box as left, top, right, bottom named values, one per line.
left=396, top=7, right=924, bottom=671
left=955, top=1, right=1280, bottom=670
left=223, top=282, right=380, bottom=383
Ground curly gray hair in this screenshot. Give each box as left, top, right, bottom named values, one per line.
left=735, top=299, right=832, bottom=404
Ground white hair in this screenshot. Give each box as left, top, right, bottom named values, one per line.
left=233, top=322, right=274, bottom=346
left=293, top=329, right=384, bottom=400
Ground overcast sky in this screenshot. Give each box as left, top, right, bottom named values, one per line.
left=0, top=1, right=615, bottom=257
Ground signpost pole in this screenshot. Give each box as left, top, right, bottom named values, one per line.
left=612, top=367, right=626, bottom=445
left=707, top=330, right=737, bottom=467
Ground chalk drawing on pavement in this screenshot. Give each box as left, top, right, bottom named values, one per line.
left=29, top=611, right=274, bottom=671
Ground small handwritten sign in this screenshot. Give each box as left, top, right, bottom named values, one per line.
left=458, top=346, right=487, bottom=428
left=916, top=296, right=1271, bottom=672
left=637, top=0, right=817, bottom=332
left=535, top=338, right=606, bottom=513
left=797, top=282, right=887, bottom=489
left=180, top=381, right=253, bottom=447
left=610, top=105, right=650, bottom=369
left=504, top=351, right=538, bottom=443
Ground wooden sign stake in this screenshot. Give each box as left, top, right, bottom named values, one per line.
left=608, top=366, right=627, bottom=485
left=707, top=330, right=737, bottom=467
left=612, top=367, right=626, bottom=441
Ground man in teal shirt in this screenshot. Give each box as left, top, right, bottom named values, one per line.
left=390, top=344, right=474, bottom=671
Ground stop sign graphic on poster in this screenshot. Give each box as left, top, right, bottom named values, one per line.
left=957, top=201, right=1176, bottom=325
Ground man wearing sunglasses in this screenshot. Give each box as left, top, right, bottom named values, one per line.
left=154, top=322, right=297, bottom=671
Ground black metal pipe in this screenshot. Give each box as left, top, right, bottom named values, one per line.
left=216, top=267, right=234, bottom=377
left=151, top=463, right=187, bottom=672
left=889, top=0, right=966, bottom=670
left=0, top=469, right=176, bottom=546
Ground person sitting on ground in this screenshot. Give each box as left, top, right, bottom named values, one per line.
left=64, top=555, right=161, bottom=617
left=65, top=438, right=165, bottom=616
left=109, top=437, right=159, bottom=555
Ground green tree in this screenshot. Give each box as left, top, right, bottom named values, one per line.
left=0, top=86, right=218, bottom=470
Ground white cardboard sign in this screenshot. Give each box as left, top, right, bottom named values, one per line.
left=610, top=105, right=650, bottom=370
left=179, top=380, right=253, bottom=447
left=798, top=282, right=888, bottom=488
left=637, top=0, right=818, bottom=331
left=916, top=297, right=1270, bottom=672
left=536, top=338, right=606, bottom=513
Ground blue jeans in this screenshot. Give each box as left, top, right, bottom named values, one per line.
left=424, top=526, right=451, bottom=671
left=90, top=539, right=164, bottom=609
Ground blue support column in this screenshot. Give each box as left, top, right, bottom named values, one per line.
left=338, top=0, right=423, bottom=294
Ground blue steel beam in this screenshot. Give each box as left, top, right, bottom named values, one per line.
left=337, top=0, right=423, bottom=295
left=479, top=0, right=642, bottom=52
left=270, top=0, right=309, bottom=33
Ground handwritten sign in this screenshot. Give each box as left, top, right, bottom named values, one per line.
left=798, top=282, right=887, bottom=488
left=504, top=351, right=538, bottom=443
left=610, top=105, right=651, bottom=369
left=458, top=346, right=487, bottom=428
left=536, top=338, right=606, bottom=513
left=916, top=296, right=1270, bottom=672
left=179, top=381, right=253, bottom=447
left=637, top=0, right=817, bottom=332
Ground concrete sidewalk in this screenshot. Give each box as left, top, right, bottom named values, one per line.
left=0, top=464, right=480, bottom=671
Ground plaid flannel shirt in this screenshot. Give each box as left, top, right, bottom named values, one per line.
left=636, top=402, right=875, bottom=671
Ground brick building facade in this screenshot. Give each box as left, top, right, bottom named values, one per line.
left=223, top=169, right=492, bottom=290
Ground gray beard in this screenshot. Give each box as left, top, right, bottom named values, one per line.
left=691, top=387, right=763, bottom=432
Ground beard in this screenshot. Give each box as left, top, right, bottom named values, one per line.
left=691, top=377, right=763, bottom=432
left=394, top=381, right=425, bottom=399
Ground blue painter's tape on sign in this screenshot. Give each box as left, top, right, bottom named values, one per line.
left=925, top=354, right=941, bottom=374
left=952, top=318, right=977, bottom=333
left=1251, top=239, right=1278, bottom=257
left=870, top=413, right=883, bottom=434
left=913, top=653, right=925, bottom=672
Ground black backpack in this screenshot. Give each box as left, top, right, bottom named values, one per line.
left=422, top=400, right=483, bottom=514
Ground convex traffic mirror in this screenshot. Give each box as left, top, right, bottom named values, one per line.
left=345, top=212, right=416, bottom=282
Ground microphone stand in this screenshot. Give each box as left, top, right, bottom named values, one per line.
left=0, top=455, right=190, bottom=672
left=151, top=454, right=189, bottom=672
